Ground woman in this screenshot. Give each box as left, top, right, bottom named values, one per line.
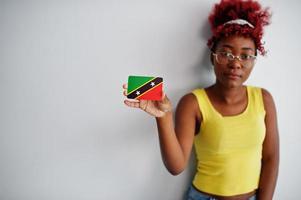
left=123, top=0, right=279, bottom=199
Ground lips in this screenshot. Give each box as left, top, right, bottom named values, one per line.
left=224, top=73, right=242, bottom=79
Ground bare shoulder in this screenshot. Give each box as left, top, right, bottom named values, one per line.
left=261, top=88, right=276, bottom=109
left=261, top=88, right=274, bottom=103
left=176, top=92, right=202, bottom=122
left=261, top=88, right=277, bottom=118
left=177, top=93, right=197, bottom=111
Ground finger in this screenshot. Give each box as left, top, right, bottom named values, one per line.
left=161, top=91, right=169, bottom=103
left=125, top=98, right=139, bottom=103
left=139, top=100, right=148, bottom=111
left=123, top=83, right=128, bottom=96
left=161, top=91, right=166, bottom=101
left=124, top=99, right=140, bottom=108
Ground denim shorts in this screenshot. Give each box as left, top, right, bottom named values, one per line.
left=185, top=185, right=257, bottom=200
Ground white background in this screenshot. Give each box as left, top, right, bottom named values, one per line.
left=1, top=0, right=300, bottom=199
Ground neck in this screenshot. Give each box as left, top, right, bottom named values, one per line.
left=211, top=82, right=246, bottom=104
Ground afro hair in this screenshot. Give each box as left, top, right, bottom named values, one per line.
left=207, top=0, right=271, bottom=55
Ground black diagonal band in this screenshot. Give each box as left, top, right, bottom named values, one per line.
left=127, top=77, right=163, bottom=99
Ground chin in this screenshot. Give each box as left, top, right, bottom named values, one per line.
left=223, top=80, right=243, bottom=88
left=216, top=77, right=245, bottom=89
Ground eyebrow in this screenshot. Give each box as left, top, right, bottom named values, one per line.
left=221, top=44, right=255, bottom=52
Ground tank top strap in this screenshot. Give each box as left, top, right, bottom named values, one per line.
left=247, top=86, right=266, bottom=115
left=191, top=88, right=217, bottom=123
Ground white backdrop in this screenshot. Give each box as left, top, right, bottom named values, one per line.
left=1, top=0, right=301, bottom=199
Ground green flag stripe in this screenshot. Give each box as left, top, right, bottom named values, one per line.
left=127, top=76, right=156, bottom=94
left=127, top=76, right=154, bottom=93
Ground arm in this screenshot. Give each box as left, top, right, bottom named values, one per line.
left=257, top=89, right=280, bottom=200
left=156, top=93, right=199, bottom=175
left=123, top=83, right=199, bottom=175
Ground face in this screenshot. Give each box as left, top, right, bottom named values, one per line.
left=212, top=35, right=256, bottom=89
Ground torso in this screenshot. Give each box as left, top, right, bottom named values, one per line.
left=191, top=85, right=257, bottom=199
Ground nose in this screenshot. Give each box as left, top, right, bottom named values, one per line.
left=228, top=58, right=242, bottom=69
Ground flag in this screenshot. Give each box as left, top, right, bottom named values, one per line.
left=127, top=75, right=163, bottom=100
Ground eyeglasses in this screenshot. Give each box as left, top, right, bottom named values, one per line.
left=212, top=51, right=257, bottom=68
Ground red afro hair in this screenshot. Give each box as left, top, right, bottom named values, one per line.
left=207, top=0, right=271, bottom=55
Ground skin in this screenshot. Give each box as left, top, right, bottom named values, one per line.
left=123, top=35, right=279, bottom=200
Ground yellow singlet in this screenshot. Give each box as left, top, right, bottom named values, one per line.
left=191, top=85, right=266, bottom=196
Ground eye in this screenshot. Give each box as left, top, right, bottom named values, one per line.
left=240, top=54, right=252, bottom=60
left=219, top=52, right=231, bottom=57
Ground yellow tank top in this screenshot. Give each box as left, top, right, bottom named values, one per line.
left=191, top=85, right=266, bottom=196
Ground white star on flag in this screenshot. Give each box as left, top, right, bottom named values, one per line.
left=136, top=91, right=140, bottom=95
left=150, top=82, right=155, bottom=87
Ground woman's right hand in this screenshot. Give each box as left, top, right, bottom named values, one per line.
left=122, top=83, right=172, bottom=118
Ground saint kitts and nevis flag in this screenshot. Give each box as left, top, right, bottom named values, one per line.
left=127, top=75, right=163, bottom=101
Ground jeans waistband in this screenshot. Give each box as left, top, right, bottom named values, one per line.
left=187, top=184, right=257, bottom=200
